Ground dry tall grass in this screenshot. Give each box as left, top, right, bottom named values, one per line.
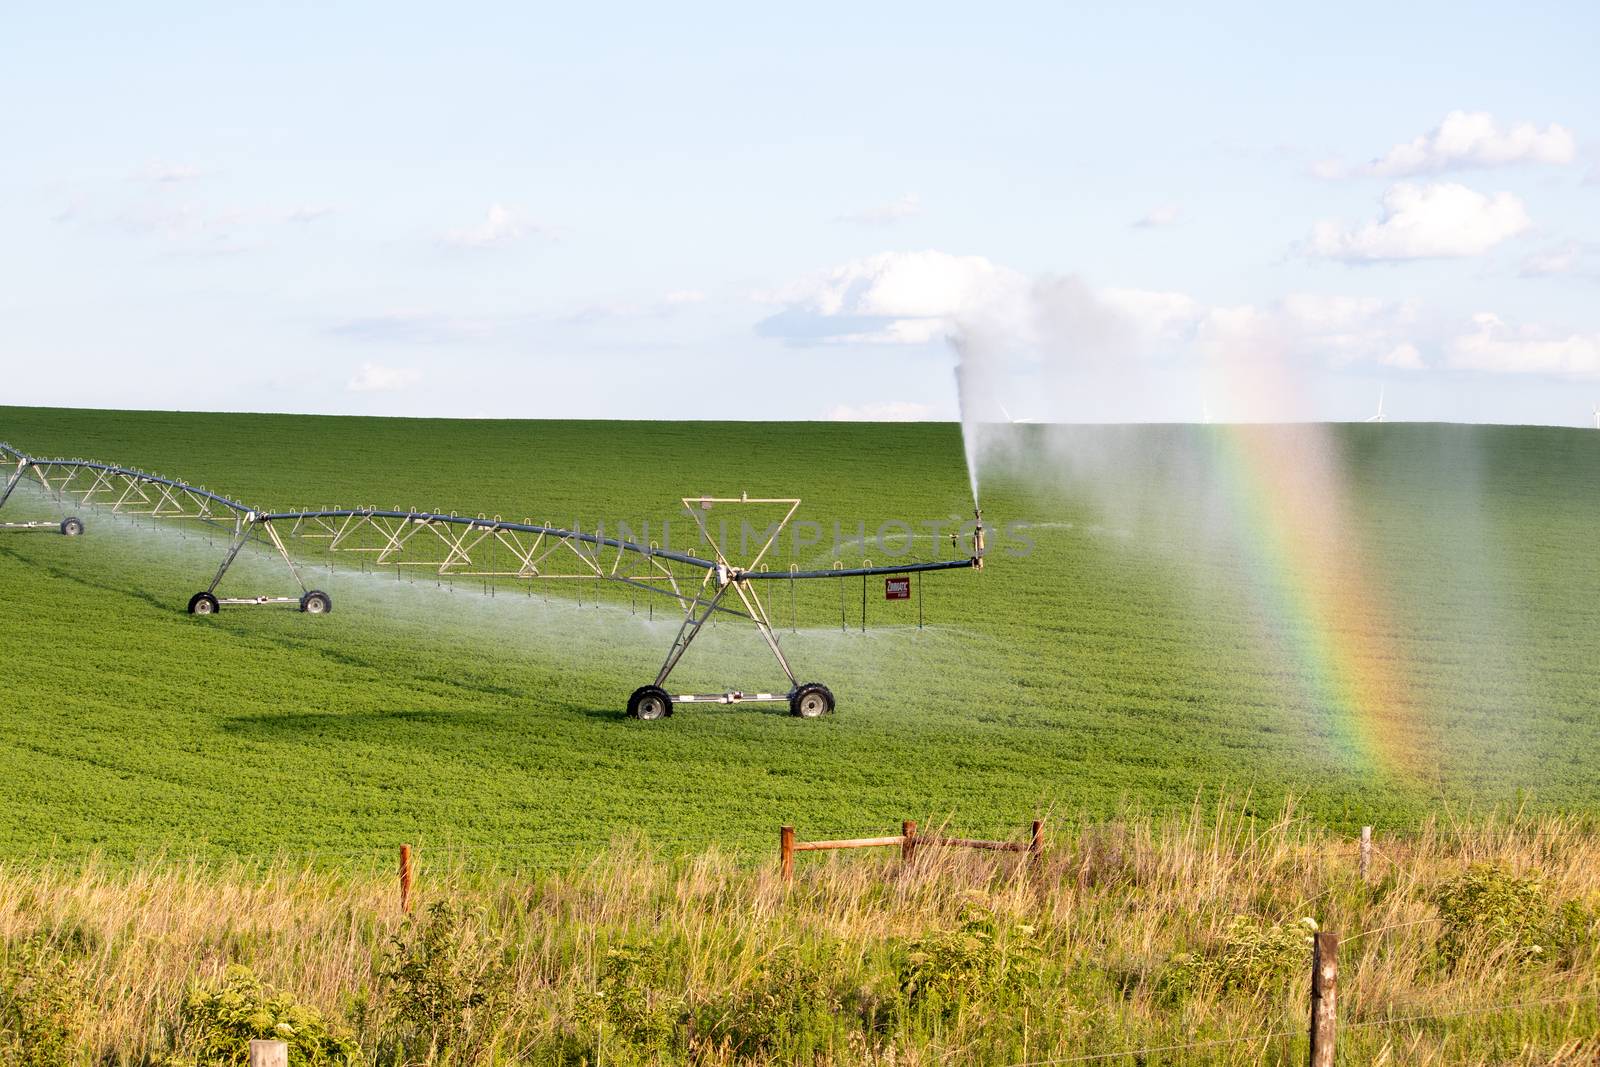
left=1, top=801, right=1597, bottom=1064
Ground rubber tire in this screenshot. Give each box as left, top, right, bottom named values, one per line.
left=300, top=590, right=333, bottom=614
left=187, top=592, right=220, bottom=616
left=627, top=685, right=673, bottom=721
left=789, top=682, right=835, bottom=719
left=59, top=517, right=84, bottom=536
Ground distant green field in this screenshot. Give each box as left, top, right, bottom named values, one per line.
left=1, top=406, right=1597, bottom=862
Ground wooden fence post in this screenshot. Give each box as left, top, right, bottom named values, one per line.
left=1359, top=826, right=1372, bottom=883
left=902, top=820, right=917, bottom=865
left=1308, top=931, right=1338, bottom=1067
left=780, top=826, right=795, bottom=881
left=249, top=1039, right=288, bottom=1067
left=1029, top=820, right=1043, bottom=867
left=399, top=844, right=413, bottom=914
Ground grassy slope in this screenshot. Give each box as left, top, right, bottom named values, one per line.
left=0, top=406, right=1596, bottom=862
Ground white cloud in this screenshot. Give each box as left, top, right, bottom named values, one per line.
left=1131, top=203, right=1181, bottom=228
left=1099, top=288, right=1205, bottom=341
left=757, top=250, right=1028, bottom=345
left=1193, top=296, right=1422, bottom=368
left=1277, top=293, right=1424, bottom=366
left=1305, top=182, right=1530, bottom=262
left=1366, top=111, right=1576, bottom=176
left=1448, top=313, right=1600, bottom=377
left=1519, top=243, right=1581, bottom=277
left=825, top=401, right=934, bottom=421
left=1380, top=342, right=1425, bottom=369
left=347, top=362, right=423, bottom=392
left=442, top=203, right=543, bottom=248
left=761, top=250, right=1423, bottom=372
left=824, top=319, right=952, bottom=345
left=836, top=193, right=922, bottom=226
left=1070, top=289, right=1425, bottom=369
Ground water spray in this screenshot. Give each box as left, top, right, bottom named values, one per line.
left=0, top=439, right=984, bottom=719
left=0, top=445, right=85, bottom=536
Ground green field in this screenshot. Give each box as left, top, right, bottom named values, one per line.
left=1, top=406, right=1597, bottom=863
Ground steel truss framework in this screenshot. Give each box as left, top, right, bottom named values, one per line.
left=0, top=440, right=982, bottom=717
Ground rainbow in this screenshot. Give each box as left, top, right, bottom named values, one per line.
left=1211, top=422, right=1418, bottom=774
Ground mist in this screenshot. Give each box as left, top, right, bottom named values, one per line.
left=944, top=267, right=1548, bottom=776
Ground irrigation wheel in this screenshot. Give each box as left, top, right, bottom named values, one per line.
left=59, top=516, right=84, bottom=536
left=300, top=590, right=333, bottom=614
left=789, top=682, right=835, bottom=719
left=627, top=685, right=673, bottom=721
left=187, top=592, right=220, bottom=616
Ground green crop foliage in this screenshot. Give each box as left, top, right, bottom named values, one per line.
left=0, top=406, right=1598, bottom=865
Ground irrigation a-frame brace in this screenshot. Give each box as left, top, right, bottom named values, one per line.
left=0, top=440, right=984, bottom=719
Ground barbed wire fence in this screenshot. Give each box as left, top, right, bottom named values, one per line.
left=4, top=818, right=1598, bottom=1064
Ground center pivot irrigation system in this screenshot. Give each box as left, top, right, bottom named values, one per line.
left=0, top=440, right=984, bottom=719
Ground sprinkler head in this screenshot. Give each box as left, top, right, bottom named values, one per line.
left=972, top=507, right=986, bottom=569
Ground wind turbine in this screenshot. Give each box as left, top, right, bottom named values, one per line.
left=1365, top=387, right=1386, bottom=423
left=996, top=400, right=1037, bottom=424
left=1593, top=402, right=1599, bottom=430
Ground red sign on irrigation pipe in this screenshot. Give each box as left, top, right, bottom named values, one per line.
left=885, top=577, right=911, bottom=600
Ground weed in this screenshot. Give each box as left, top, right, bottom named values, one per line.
left=898, top=903, right=1041, bottom=1018
left=1159, top=915, right=1317, bottom=1001
left=696, top=943, right=847, bottom=1057
left=379, top=901, right=511, bottom=1064
left=576, top=943, right=682, bottom=1062
left=1433, top=865, right=1596, bottom=968
left=167, top=965, right=360, bottom=1066
left=0, top=936, right=88, bottom=1067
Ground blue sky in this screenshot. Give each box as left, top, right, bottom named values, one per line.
left=3, top=2, right=1597, bottom=424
